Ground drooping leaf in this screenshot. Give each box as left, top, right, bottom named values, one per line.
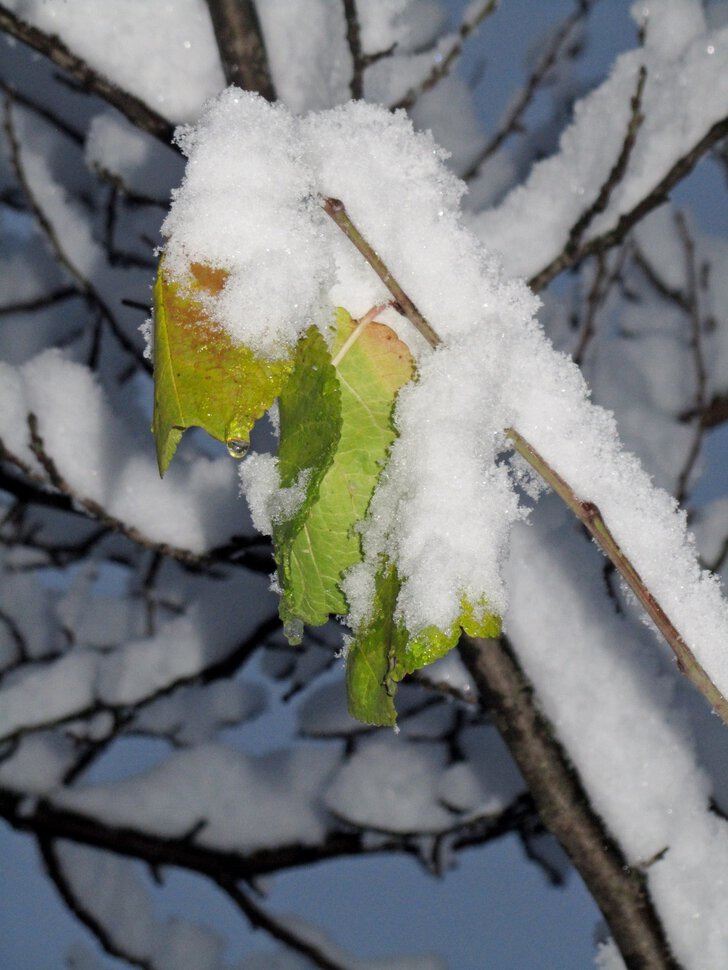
left=346, top=558, right=501, bottom=726
left=275, top=308, right=415, bottom=632
left=274, top=325, right=342, bottom=631
left=152, top=261, right=293, bottom=475
left=345, top=560, right=406, bottom=727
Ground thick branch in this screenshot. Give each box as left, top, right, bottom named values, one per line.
left=0, top=4, right=174, bottom=144
left=0, top=785, right=531, bottom=883
left=459, top=635, right=680, bottom=970
left=205, top=0, right=276, bottom=99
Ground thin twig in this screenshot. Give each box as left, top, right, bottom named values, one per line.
left=390, top=0, right=499, bottom=113
left=530, top=111, right=728, bottom=292
left=322, top=197, right=442, bottom=349
left=3, top=93, right=152, bottom=373
left=219, top=877, right=353, bottom=970
left=40, top=839, right=157, bottom=970
left=342, top=0, right=365, bottom=100
left=462, top=1, right=591, bottom=183
left=506, top=427, right=728, bottom=727
left=322, top=193, right=728, bottom=730
left=673, top=213, right=708, bottom=504
left=23, top=414, right=272, bottom=574
left=530, top=64, right=647, bottom=291
left=0, top=285, right=77, bottom=317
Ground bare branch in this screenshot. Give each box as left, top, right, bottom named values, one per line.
left=205, top=0, right=276, bottom=99
left=219, top=877, right=353, bottom=970
left=23, top=414, right=272, bottom=573
left=673, top=213, right=708, bottom=504
left=41, top=839, right=157, bottom=970
left=0, top=3, right=175, bottom=144
left=0, top=784, right=532, bottom=884
left=3, top=94, right=152, bottom=373
left=342, top=0, right=364, bottom=100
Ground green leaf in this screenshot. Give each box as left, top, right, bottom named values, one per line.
left=275, top=308, right=415, bottom=631
left=275, top=325, right=343, bottom=629
left=346, top=559, right=501, bottom=726
left=152, top=261, right=293, bottom=476
left=345, top=561, right=406, bottom=727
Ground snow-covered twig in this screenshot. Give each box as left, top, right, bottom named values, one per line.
left=462, top=0, right=591, bottom=182
left=321, top=194, right=728, bottom=728
left=390, top=0, right=499, bottom=113
left=0, top=3, right=174, bottom=143
left=3, top=94, right=152, bottom=373
left=529, top=111, right=728, bottom=292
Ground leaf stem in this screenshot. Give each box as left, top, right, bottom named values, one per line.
left=331, top=303, right=389, bottom=367
left=322, top=193, right=728, bottom=728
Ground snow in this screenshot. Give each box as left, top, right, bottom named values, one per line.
left=506, top=497, right=728, bottom=967
left=471, top=4, right=728, bottom=280
left=85, top=112, right=180, bottom=199
left=6, top=0, right=225, bottom=122
left=166, top=90, right=728, bottom=705
left=324, top=736, right=454, bottom=832
left=256, top=0, right=350, bottom=113
left=0, top=349, right=242, bottom=552
left=5, top=2, right=728, bottom=966
left=57, top=743, right=339, bottom=853
left=55, top=842, right=225, bottom=970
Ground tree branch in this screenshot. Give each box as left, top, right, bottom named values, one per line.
left=0, top=4, right=175, bottom=144
left=530, top=63, right=647, bottom=291
left=40, top=839, right=156, bottom=970
left=0, top=784, right=532, bottom=884
left=218, top=877, right=353, bottom=970
left=205, top=0, right=276, bottom=100
left=322, top=193, right=728, bottom=730
left=390, top=0, right=499, bottom=113
left=529, top=112, right=728, bottom=292
left=461, top=0, right=591, bottom=183
left=458, top=634, right=681, bottom=970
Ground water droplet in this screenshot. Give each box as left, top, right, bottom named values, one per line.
left=226, top=437, right=249, bottom=459
left=283, top=618, right=304, bottom=645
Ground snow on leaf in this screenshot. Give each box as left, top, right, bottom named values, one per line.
left=347, top=559, right=501, bottom=727
left=151, top=261, right=293, bottom=476
left=346, top=560, right=405, bottom=727
left=275, top=308, right=414, bottom=633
